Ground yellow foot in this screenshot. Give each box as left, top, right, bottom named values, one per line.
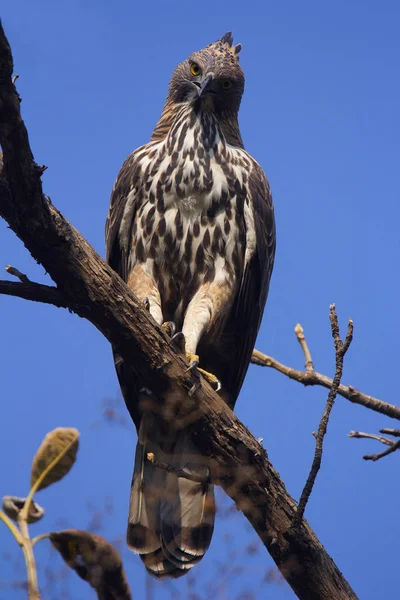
left=185, top=353, right=221, bottom=392
left=197, top=367, right=222, bottom=391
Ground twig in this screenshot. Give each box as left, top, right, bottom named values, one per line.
left=363, top=440, right=400, bottom=462
left=31, top=533, right=51, bottom=548
left=380, top=428, right=400, bottom=437
left=6, top=264, right=30, bottom=283
left=147, top=452, right=210, bottom=484
left=293, top=305, right=353, bottom=527
left=348, top=429, right=400, bottom=461
left=0, top=509, right=24, bottom=545
left=251, top=351, right=400, bottom=422
left=294, top=323, right=314, bottom=371
left=348, top=431, right=393, bottom=447
left=0, top=280, right=68, bottom=308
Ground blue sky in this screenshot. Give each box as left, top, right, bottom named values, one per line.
left=1, top=1, right=400, bottom=598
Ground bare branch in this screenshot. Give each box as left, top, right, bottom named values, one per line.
left=363, top=440, right=400, bottom=462
left=294, top=323, right=314, bottom=371
left=251, top=349, right=400, bottom=422
left=348, top=430, right=394, bottom=447
left=380, top=428, right=400, bottom=438
left=293, top=306, right=353, bottom=527
left=6, top=264, right=30, bottom=283
left=0, top=280, right=68, bottom=308
left=348, top=429, right=400, bottom=461
left=0, top=23, right=358, bottom=599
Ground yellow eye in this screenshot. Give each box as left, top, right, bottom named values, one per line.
left=221, top=79, right=233, bottom=90
left=190, top=63, right=201, bottom=76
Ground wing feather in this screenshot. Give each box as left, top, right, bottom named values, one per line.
left=227, top=158, right=276, bottom=404
left=105, top=148, right=147, bottom=429
left=105, top=149, right=145, bottom=282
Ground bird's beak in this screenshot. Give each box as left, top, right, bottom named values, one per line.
left=197, top=73, right=215, bottom=98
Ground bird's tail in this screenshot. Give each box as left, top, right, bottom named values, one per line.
left=127, top=413, right=215, bottom=578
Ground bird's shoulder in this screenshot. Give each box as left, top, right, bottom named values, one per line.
left=105, top=142, right=158, bottom=261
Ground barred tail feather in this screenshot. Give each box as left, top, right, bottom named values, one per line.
left=127, top=417, right=215, bottom=578
left=127, top=415, right=165, bottom=556
left=160, top=432, right=215, bottom=569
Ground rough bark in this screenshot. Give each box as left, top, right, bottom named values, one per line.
left=0, top=23, right=357, bottom=599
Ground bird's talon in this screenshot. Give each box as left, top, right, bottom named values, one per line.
left=170, top=331, right=186, bottom=352
left=161, top=321, right=176, bottom=338
left=197, top=367, right=222, bottom=392
left=143, top=297, right=150, bottom=312
left=185, top=353, right=200, bottom=372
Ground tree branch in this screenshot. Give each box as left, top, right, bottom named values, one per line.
left=251, top=347, right=400, bottom=422
left=362, top=440, right=400, bottom=462
left=0, top=23, right=357, bottom=599
left=3, top=264, right=397, bottom=427
left=293, top=306, right=353, bottom=527
left=0, top=279, right=68, bottom=308
left=348, top=429, right=400, bottom=461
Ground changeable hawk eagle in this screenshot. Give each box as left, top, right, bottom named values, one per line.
left=106, top=32, right=276, bottom=578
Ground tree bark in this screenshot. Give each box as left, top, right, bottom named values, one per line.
left=0, top=23, right=357, bottom=599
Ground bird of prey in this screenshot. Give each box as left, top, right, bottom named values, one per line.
left=105, top=32, right=276, bottom=578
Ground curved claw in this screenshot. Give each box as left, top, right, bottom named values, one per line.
left=143, top=297, right=150, bottom=312
left=197, top=367, right=222, bottom=392
left=185, top=353, right=200, bottom=372
left=170, top=331, right=186, bottom=352
left=161, top=321, right=176, bottom=338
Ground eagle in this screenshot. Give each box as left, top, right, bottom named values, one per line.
left=105, top=32, right=276, bottom=578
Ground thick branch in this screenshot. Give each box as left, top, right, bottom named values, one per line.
left=0, top=24, right=357, bottom=599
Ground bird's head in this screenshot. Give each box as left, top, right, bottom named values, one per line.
left=168, top=32, right=244, bottom=116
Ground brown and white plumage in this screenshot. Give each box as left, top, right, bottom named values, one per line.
left=106, top=32, right=276, bottom=578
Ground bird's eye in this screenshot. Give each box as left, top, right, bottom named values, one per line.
left=190, top=63, right=201, bottom=76
left=221, top=79, right=233, bottom=90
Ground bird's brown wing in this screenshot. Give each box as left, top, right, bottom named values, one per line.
left=105, top=148, right=145, bottom=429
left=221, top=159, right=276, bottom=407
left=105, top=149, right=144, bottom=282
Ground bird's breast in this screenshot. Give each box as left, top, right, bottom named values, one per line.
left=128, top=123, right=250, bottom=319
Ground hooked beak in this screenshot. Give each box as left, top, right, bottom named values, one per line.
left=197, top=73, right=215, bottom=98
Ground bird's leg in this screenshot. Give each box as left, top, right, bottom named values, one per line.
left=170, top=332, right=220, bottom=390
left=127, top=265, right=163, bottom=325
left=175, top=283, right=232, bottom=392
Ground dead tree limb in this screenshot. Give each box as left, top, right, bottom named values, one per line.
left=0, top=23, right=358, bottom=599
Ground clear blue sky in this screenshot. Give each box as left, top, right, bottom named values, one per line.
left=1, top=1, right=400, bottom=598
